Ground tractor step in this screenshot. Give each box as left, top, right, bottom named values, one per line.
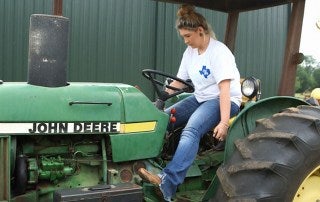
left=53, top=183, right=143, bottom=202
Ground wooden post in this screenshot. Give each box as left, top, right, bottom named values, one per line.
left=54, top=0, right=63, bottom=16
left=224, top=12, right=239, bottom=53
left=278, top=0, right=305, bottom=95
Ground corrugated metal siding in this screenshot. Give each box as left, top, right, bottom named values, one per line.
left=63, top=0, right=157, bottom=97
left=235, top=5, right=289, bottom=97
left=0, top=0, right=52, bottom=81
left=0, top=0, right=289, bottom=98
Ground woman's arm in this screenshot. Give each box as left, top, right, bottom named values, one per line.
left=213, top=79, right=231, bottom=141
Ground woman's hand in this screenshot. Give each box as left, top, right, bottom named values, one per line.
left=213, top=122, right=229, bottom=141
left=165, top=80, right=185, bottom=94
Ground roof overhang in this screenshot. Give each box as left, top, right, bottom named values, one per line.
left=154, top=0, right=293, bottom=12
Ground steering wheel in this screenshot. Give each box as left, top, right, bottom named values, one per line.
left=142, top=69, right=194, bottom=101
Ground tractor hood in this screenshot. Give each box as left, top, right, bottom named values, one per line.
left=0, top=82, right=169, bottom=162
left=0, top=82, right=168, bottom=135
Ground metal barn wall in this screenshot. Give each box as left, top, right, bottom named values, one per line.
left=235, top=5, right=289, bottom=98
left=0, top=0, right=52, bottom=81
left=62, top=0, right=157, bottom=97
left=0, top=0, right=289, bottom=98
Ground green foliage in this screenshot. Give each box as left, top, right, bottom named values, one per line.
left=313, top=68, right=320, bottom=87
left=295, top=55, right=320, bottom=93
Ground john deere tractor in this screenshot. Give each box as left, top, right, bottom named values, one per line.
left=1, top=0, right=319, bottom=201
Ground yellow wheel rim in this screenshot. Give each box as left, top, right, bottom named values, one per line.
left=293, top=165, right=320, bottom=201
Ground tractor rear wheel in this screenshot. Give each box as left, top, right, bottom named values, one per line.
left=213, top=105, right=320, bottom=201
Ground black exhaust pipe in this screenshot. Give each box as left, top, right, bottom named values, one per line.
left=27, top=14, right=69, bottom=87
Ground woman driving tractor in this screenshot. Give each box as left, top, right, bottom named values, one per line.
left=138, top=4, right=242, bottom=201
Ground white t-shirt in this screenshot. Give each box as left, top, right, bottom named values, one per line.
left=177, top=38, right=242, bottom=106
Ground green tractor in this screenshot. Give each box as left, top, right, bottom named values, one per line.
left=1, top=0, right=319, bottom=201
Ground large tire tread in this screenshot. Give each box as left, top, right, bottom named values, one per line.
left=214, top=105, right=320, bottom=201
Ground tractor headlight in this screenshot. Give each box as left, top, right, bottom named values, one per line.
left=241, top=77, right=260, bottom=99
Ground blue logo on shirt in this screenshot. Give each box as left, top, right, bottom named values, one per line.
left=199, top=66, right=211, bottom=78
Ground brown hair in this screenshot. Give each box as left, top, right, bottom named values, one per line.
left=176, top=4, right=216, bottom=39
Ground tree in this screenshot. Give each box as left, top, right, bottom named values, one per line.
left=313, top=68, right=320, bottom=87
left=295, top=55, right=319, bottom=93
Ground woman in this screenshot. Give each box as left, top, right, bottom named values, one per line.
left=138, top=4, right=242, bottom=201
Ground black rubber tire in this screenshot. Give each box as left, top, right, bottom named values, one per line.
left=14, top=155, right=28, bottom=195
left=213, top=105, right=320, bottom=201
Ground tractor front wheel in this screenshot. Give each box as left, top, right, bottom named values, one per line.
left=213, top=105, right=320, bottom=201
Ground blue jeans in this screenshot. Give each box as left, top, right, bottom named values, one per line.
left=159, top=95, right=239, bottom=200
